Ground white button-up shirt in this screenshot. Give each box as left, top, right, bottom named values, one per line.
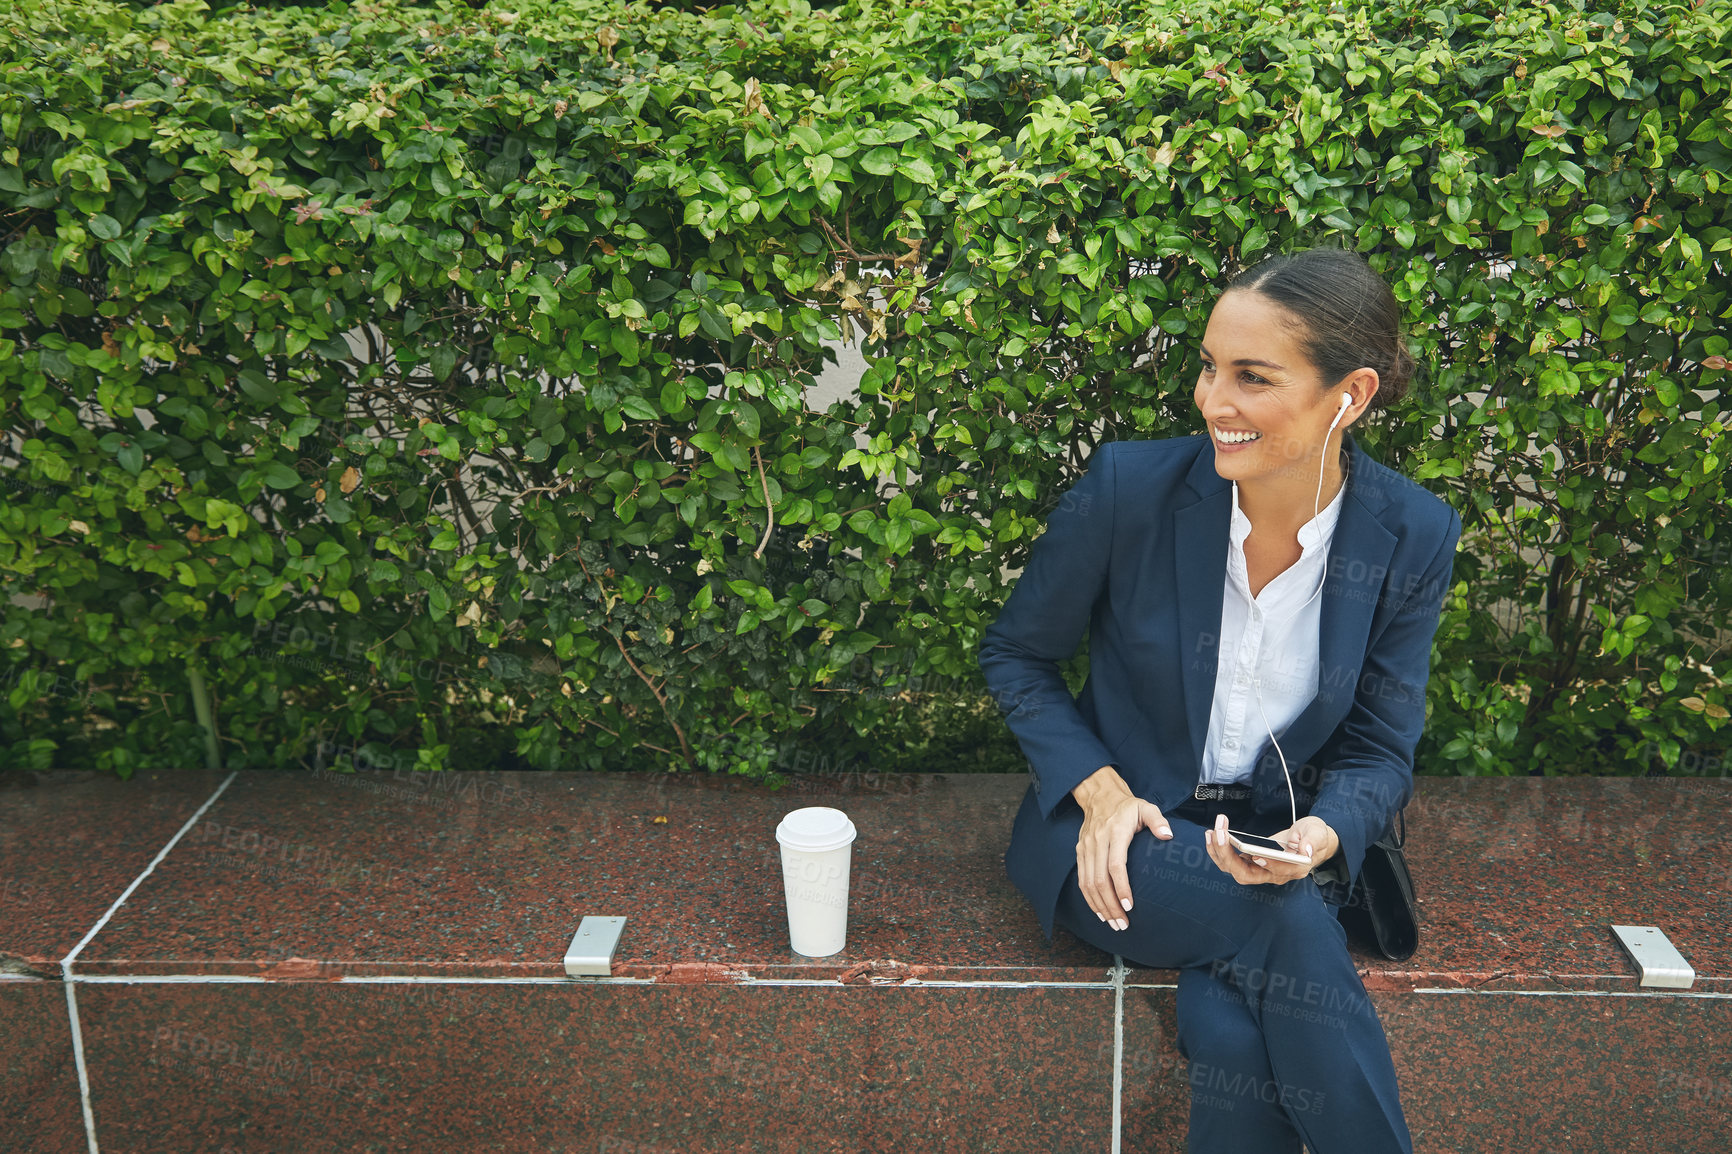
left=1200, top=475, right=1347, bottom=784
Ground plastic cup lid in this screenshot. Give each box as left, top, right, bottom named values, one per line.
left=776, top=806, right=856, bottom=853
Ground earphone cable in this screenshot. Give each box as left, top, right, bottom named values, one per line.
left=1246, top=397, right=1351, bottom=835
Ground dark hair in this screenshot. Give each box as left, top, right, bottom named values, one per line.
left=1224, top=248, right=1415, bottom=415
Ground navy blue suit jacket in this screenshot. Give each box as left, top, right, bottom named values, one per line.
left=979, top=433, right=1462, bottom=942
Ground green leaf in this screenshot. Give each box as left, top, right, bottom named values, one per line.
left=697, top=305, right=731, bottom=342
left=262, top=462, right=301, bottom=490
left=860, top=146, right=898, bottom=175
left=429, top=344, right=457, bottom=382
left=611, top=326, right=640, bottom=365
left=896, top=156, right=937, bottom=185
left=236, top=370, right=280, bottom=406
left=732, top=402, right=761, bottom=439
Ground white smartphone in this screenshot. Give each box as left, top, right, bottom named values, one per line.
left=1225, top=829, right=1314, bottom=867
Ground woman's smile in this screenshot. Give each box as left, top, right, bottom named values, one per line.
left=1211, top=426, right=1264, bottom=450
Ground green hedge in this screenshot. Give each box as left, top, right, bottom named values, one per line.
left=1, top=0, right=1727, bottom=780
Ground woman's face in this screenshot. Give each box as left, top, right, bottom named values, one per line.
left=1193, top=288, right=1356, bottom=488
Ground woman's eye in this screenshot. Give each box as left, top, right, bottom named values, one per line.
left=1201, top=362, right=1215, bottom=374
left=1243, top=373, right=1265, bottom=385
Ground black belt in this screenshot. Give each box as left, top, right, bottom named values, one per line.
left=1192, top=782, right=1253, bottom=801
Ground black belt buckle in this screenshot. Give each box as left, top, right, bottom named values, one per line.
left=1193, top=782, right=1252, bottom=802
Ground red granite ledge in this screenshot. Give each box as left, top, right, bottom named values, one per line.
left=43, top=772, right=1732, bottom=994
left=73, top=980, right=1121, bottom=1154
left=0, top=976, right=85, bottom=1154
left=69, top=769, right=1116, bottom=979
left=0, top=767, right=229, bottom=969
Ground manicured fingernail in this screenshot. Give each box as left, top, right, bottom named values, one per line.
left=1096, top=911, right=1106, bottom=922
left=1121, top=897, right=1132, bottom=911
left=1254, top=857, right=1267, bottom=866
left=1158, top=826, right=1171, bottom=838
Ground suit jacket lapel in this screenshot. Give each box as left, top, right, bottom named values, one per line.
left=1172, top=434, right=1397, bottom=801
left=1174, top=464, right=1231, bottom=779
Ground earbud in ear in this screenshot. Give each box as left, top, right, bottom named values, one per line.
left=1328, top=392, right=1353, bottom=431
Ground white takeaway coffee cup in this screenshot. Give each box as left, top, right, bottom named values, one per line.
left=775, top=807, right=857, bottom=957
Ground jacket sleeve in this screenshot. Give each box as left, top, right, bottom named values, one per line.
left=1307, top=506, right=1462, bottom=894
left=977, top=442, right=1121, bottom=821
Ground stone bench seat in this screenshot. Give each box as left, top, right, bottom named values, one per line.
left=4, top=768, right=1726, bottom=1153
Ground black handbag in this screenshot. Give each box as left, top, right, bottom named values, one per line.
left=1335, top=810, right=1419, bottom=961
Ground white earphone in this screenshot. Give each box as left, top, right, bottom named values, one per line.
left=1251, top=390, right=1354, bottom=829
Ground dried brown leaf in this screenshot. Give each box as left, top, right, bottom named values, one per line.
left=742, top=77, right=766, bottom=119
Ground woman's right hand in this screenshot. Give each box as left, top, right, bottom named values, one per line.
left=1071, top=765, right=1174, bottom=931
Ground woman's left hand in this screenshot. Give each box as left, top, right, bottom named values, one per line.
left=1204, top=814, right=1340, bottom=886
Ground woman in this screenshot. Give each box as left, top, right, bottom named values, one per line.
left=978, top=247, right=1461, bottom=1154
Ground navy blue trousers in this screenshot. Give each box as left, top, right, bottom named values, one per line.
left=1053, top=796, right=1413, bottom=1154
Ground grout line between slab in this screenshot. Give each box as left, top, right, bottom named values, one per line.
left=1111, top=954, right=1124, bottom=1154
left=60, top=769, right=239, bottom=1154
left=61, top=972, right=1724, bottom=997
left=64, top=979, right=96, bottom=1154
left=69, top=973, right=1127, bottom=989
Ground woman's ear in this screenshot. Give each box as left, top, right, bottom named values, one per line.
left=1342, top=368, right=1379, bottom=424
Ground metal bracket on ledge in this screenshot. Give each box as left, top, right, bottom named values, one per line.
left=1610, top=924, right=1695, bottom=990
left=565, top=916, right=627, bottom=978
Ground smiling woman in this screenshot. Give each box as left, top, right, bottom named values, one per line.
left=980, top=246, right=1462, bottom=1154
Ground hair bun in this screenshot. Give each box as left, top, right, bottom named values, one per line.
left=1378, top=340, right=1416, bottom=413
left=1226, top=248, right=1413, bottom=418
